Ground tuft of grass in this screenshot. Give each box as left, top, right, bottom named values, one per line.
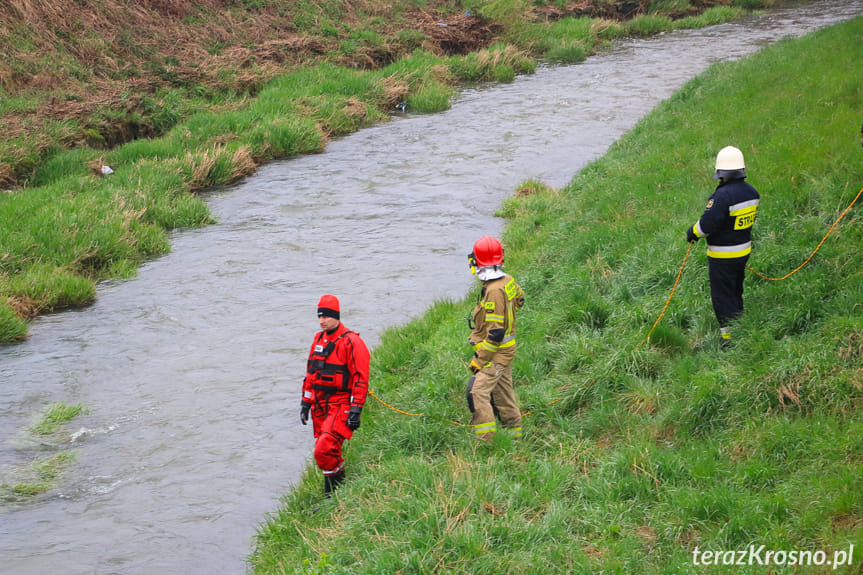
left=674, top=5, right=745, bottom=29
left=31, top=402, right=87, bottom=436
left=626, top=13, right=675, bottom=36
left=450, top=43, right=535, bottom=82
left=0, top=452, right=78, bottom=501
left=543, top=41, right=588, bottom=64
left=0, top=304, right=28, bottom=341
left=2, top=403, right=86, bottom=503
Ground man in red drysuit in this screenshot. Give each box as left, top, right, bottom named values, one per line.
left=300, top=294, right=370, bottom=495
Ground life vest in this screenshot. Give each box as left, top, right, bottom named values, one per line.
left=306, top=330, right=353, bottom=393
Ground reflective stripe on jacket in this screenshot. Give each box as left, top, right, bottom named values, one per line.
left=469, top=274, right=525, bottom=367
left=692, top=177, right=760, bottom=259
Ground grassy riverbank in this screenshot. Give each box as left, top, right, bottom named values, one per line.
left=0, top=0, right=754, bottom=342
left=250, top=16, right=863, bottom=575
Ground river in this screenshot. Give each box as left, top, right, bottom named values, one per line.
left=1, top=1, right=861, bottom=573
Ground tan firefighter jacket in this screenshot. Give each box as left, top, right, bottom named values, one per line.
left=469, top=273, right=525, bottom=367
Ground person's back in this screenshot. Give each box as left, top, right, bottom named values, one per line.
left=686, top=146, right=759, bottom=347
left=465, top=236, right=525, bottom=440
left=699, top=176, right=759, bottom=260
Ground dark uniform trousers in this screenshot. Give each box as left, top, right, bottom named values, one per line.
left=708, top=255, right=748, bottom=328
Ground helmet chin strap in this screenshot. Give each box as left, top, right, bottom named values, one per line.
left=477, top=266, right=505, bottom=281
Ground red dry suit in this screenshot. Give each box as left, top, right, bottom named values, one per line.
left=300, top=322, right=370, bottom=477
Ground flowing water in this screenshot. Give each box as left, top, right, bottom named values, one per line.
left=1, top=2, right=861, bottom=573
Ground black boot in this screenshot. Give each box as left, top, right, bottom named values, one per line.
left=324, top=470, right=345, bottom=497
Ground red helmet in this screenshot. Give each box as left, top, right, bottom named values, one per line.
left=471, top=235, right=504, bottom=268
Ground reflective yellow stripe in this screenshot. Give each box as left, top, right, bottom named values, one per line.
left=482, top=335, right=515, bottom=353
left=504, top=278, right=518, bottom=300
left=707, top=242, right=751, bottom=258
left=486, top=313, right=505, bottom=322
left=480, top=340, right=498, bottom=352
left=510, top=426, right=523, bottom=438
left=474, top=421, right=496, bottom=435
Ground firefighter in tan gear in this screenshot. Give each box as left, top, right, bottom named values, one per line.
left=466, top=235, right=525, bottom=440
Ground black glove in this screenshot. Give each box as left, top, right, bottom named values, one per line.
left=686, top=226, right=699, bottom=243
left=300, top=402, right=311, bottom=425
left=346, top=405, right=362, bottom=430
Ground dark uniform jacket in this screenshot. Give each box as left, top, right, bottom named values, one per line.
left=692, top=177, right=760, bottom=259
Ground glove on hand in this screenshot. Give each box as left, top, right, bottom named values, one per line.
left=347, top=406, right=362, bottom=430
left=300, top=402, right=311, bottom=425
left=468, top=356, right=484, bottom=374
left=686, top=226, right=699, bottom=243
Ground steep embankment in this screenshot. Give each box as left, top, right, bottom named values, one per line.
left=251, top=16, right=863, bottom=574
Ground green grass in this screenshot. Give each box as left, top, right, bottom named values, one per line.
left=674, top=5, right=745, bottom=29
left=0, top=452, right=78, bottom=501
left=31, top=402, right=87, bottom=436
left=251, top=16, right=863, bottom=574
left=1, top=402, right=86, bottom=502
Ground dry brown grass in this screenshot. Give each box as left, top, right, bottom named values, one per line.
left=0, top=0, right=654, bottom=188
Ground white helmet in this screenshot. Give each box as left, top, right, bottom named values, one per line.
left=713, top=146, right=746, bottom=180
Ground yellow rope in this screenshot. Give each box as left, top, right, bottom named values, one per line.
left=368, top=388, right=424, bottom=417
left=368, top=388, right=475, bottom=427
left=747, top=186, right=862, bottom=281
left=637, top=241, right=693, bottom=350
left=368, top=388, right=559, bottom=427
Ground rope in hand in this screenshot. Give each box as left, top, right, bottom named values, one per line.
left=747, top=186, right=863, bottom=281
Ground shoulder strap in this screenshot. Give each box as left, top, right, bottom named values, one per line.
left=319, top=330, right=353, bottom=358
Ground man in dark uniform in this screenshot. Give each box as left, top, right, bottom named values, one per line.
left=686, top=146, right=760, bottom=347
